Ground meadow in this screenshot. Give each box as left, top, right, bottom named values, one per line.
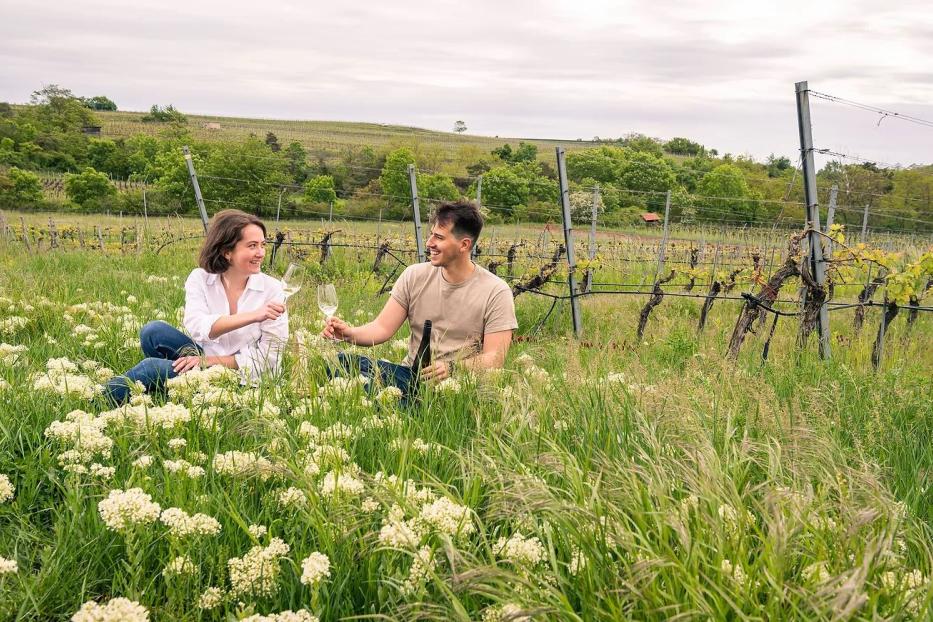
left=0, top=219, right=931, bottom=621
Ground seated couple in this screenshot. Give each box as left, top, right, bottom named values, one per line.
left=106, top=201, right=516, bottom=405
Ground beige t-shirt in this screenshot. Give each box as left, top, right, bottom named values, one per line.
left=391, top=262, right=518, bottom=366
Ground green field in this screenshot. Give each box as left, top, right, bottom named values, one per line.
left=0, top=224, right=931, bottom=620
left=92, top=110, right=602, bottom=168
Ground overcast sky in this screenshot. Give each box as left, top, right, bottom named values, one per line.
left=2, top=0, right=931, bottom=165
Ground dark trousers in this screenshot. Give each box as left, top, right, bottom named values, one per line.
left=105, top=320, right=202, bottom=404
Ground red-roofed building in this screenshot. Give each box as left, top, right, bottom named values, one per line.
left=641, top=212, right=661, bottom=225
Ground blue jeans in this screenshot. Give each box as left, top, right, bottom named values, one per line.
left=105, top=321, right=203, bottom=405
left=335, top=352, right=415, bottom=404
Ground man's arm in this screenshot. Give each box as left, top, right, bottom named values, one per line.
left=321, top=296, right=408, bottom=346
left=420, top=329, right=513, bottom=381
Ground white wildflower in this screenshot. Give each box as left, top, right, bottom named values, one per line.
left=160, top=507, right=222, bottom=538
left=299, top=551, right=331, bottom=586
left=319, top=471, right=364, bottom=497
left=167, top=437, right=187, bottom=451
left=248, top=524, right=268, bottom=539
left=227, top=537, right=291, bottom=598
left=277, top=487, right=308, bottom=509
left=98, top=488, right=161, bottom=532
left=0, top=474, right=14, bottom=503
left=164, top=555, right=197, bottom=577
left=0, top=556, right=17, bottom=575
left=419, top=496, right=474, bottom=537
left=494, top=532, right=545, bottom=566
left=197, top=587, right=225, bottom=610
left=71, top=597, right=149, bottom=622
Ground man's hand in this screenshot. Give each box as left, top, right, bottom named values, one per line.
left=172, top=355, right=202, bottom=374
left=321, top=316, right=353, bottom=342
left=253, top=302, right=286, bottom=324
left=420, top=361, right=450, bottom=384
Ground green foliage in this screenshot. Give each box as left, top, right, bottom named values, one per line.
left=696, top=164, right=754, bottom=222
left=380, top=147, right=416, bottom=205
left=86, top=139, right=131, bottom=178
left=566, top=146, right=627, bottom=184
left=283, top=141, right=309, bottom=183
left=81, top=95, right=117, bottom=111
left=621, top=133, right=664, bottom=157
left=64, top=167, right=116, bottom=207
left=304, top=175, right=337, bottom=204
left=619, top=151, right=677, bottom=211
left=264, top=132, right=281, bottom=153
left=491, top=141, right=537, bottom=164
left=200, top=138, right=287, bottom=217
left=141, top=105, right=187, bottom=124
left=664, top=137, right=706, bottom=156
left=480, top=165, right=529, bottom=212
left=26, top=85, right=98, bottom=133
left=766, top=154, right=792, bottom=178
left=0, top=167, right=44, bottom=209
left=418, top=172, right=459, bottom=202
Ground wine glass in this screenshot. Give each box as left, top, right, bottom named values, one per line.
left=317, top=283, right=338, bottom=321
left=281, top=263, right=304, bottom=300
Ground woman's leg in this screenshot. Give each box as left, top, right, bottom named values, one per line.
left=104, top=357, right=177, bottom=405
left=140, top=320, right=201, bottom=359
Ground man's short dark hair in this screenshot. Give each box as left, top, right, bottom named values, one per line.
left=430, top=199, right=483, bottom=247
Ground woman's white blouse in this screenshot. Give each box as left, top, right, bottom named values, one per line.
left=183, top=268, right=289, bottom=383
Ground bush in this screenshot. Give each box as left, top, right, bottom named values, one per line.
left=64, top=167, right=116, bottom=207
left=142, top=105, right=187, bottom=124
left=304, top=175, right=337, bottom=205
left=0, top=167, right=44, bottom=209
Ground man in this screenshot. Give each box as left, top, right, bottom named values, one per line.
left=321, top=199, right=517, bottom=397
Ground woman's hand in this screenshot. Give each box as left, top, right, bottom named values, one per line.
left=253, top=301, right=286, bottom=323
left=321, top=316, right=353, bottom=342
left=172, top=355, right=202, bottom=374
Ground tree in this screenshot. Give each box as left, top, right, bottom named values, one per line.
left=766, top=154, right=792, bottom=178
left=142, top=105, right=187, bottom=124
left=284, top=141, right=308, bottom=183
left=619, top=151, right=676, bottom=210
left=566, top=146, right=627, bottom=184
left=87, top=139, right=131, bottom=178
left=453, top=120, right=467, bottom=134
left=82, top=95, right=117, bottom=111
left=491, top=144, right=513, bottom=162
left=200, top=138, right=287, bottom=217
left=622, top=133, right=664, bottom=157
left=696, top=164, right=754, bottom=222
left=481, top=166, right=530, bottom=213
left=0, top=167, right=44, bottom=209
left=304, top=175, right=337, bottom=204
left=64, top=167, right=116, bottom=207
left=418, top=173, right=459, bottom=202
left=265, top=132, right=281, bottom=153
left=380, top=147, right=416, bottom=205
left=664, top=137, right=705, bottom=156
left=491, top=142, right=537, bottom=164
left=25, top=84, right=97, bottom=133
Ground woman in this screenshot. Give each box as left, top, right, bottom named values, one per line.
left=105, top=210, right=288, bottom=404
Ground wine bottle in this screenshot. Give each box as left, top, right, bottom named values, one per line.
left=411, top=320, right=432, bottom=378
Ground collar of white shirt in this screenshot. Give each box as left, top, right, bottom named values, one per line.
left=204, top=272, right=266, bottom=292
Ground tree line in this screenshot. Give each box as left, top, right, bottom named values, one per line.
left=1, top=84, right=931, bottom=232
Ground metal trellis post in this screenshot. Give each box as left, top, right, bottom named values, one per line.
left=654, top=190, right=672, bottom=282
left=182, top=146, right=210, bottom=233
left=556, top=147, right=582, bottom=338
left=407, top=164, right=425, bottom=262
left=795, top=80, right=831, bottom=359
